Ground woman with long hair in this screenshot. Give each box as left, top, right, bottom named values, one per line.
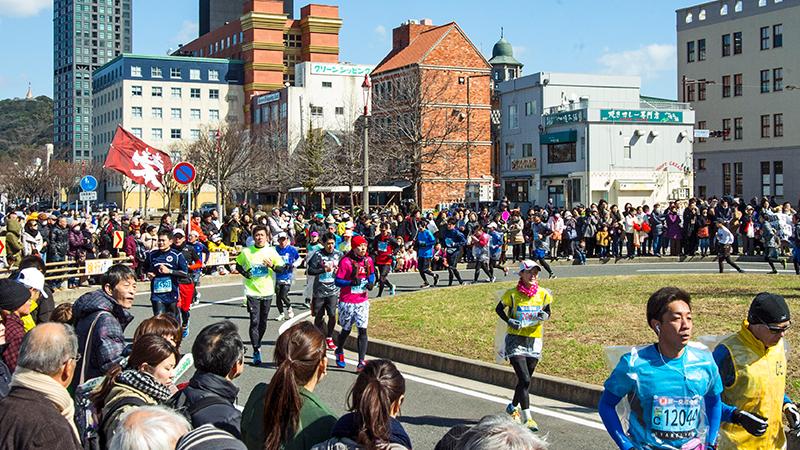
left=92, top=334, right=179, bottom=445
left=241, top=321, right=335, bottom=450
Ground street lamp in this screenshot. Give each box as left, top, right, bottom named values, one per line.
left=361, top=74, right=372, bottom=214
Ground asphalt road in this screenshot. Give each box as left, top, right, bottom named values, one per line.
left=122, top=259, right=791, bottom=449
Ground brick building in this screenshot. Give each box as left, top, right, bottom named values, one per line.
left=371, top=20, right=493, bottom=209
left=175, top=0, right=342, bottom=123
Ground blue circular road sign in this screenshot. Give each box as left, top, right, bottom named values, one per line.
left=173, top=162, right=196, bottom=185
left=80, top=175, right=98, bottom=192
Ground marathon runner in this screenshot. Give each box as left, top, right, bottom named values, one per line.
left=442, top=218, right=467, bottom=286
left=172, top=228, right=202, bottom=337
left=334, top=235, right=375, bottom=371
left=371, top=223, right=399, bottom=297
left=306, top=232, right=344, bottom=350
left=144, top=230, right=188, bottom=324
left=416, top=220, right=439, bottom=288
left=274, top=232, right=300, bottom=321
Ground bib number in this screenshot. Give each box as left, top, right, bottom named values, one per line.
left=651, top=395, right=701, bottom=440
left=515, top=305, right=541, bottom=328
left=378, top=241, right=388, bottom=252
left=250, top=265, right=268, bottom=278
left=351, top=279, right=367, bottom=294
left=445, top=238, right=454, bottom=248
left=153, top=277, right=173, bottom=294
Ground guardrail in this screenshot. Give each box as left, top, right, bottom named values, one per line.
left=0, top=256, right=134, bottom=282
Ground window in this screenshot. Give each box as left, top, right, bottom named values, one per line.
left=310, top=106, right=323, bottom=116
left=547, top=142, right=577, bottom=163
left=131, top=66, right=141, bottom=77
left=151, top=128, right=162, bottom=140
left=189, top=69, right=200, bottom=80
left=208, top=70, right=219, bottom=81
left=170, top=68, right=181, bottom=79
left=761, top=161, right=771, bottom=195
left=190, top=129, right=200, bottom=140
left=698, top=79, right=707, bottom=101
left=775, top=161, right=784, bottom=196
left=722, top=163, right=732, bottom=195
left=698, top=185, right=707, bottom=198
left=522, top=143, right=533, bottom=157
left=687, top=41, right=695, bottom=63
left=698, top=120, right=707, bottom=142
left=152, top=107, right=162, bottom=118
left=152, top=86, right=162, bottom=97
left=686, top=83, right=695, bottom=102
left=723, top=118, right=731, bottom=140
left=774, top=24, right=783, bottom=47
left=525, top=101, right=536, bottom=116
left=774, top=113, right=783, bottom=136
left=734, top=74, right=743, bottom=96
left=508, top=105, right=518, bottom=129
left=283, top=33, right=301, bottom=48
left=171, top=108, right=181, bottom=119
left=209, top=109, right=219, bottom=120
left=151, top=66, right=162, bottom=78
left=190, top=88, right=200, bottom=99
left=773, top=68, right=783, bottom=91
left=623, top=145, right=632, bottom=159
left=733, top=31, right=743, bottom=54
left=322, top=81, right=332, bottom=88
left=505, top=142, right=514, bottom=157
left=722, top=34, right=731, bottom=56
left=335, top=106, right=344, bottom=115
left=209, top=89, right=219, bottom=99
left=131, top=85, right=142, bottom=96
left=734, top=117, right=743, bottom=140
left=697, top=158, right=706, bottom=170
left=171, top=87, right=181, bottom=98
left=722, top=75, right=731, bottom=97
left=170, top=129, right=181, bottom=139
left=131, top=106, right=142, bottom=118
left=190, top=109, right=200, bottom=120
left=131, top=128, right=142, bottom=138
left=735, top=0, right=743, bottom=12
left=761, top=26, right=770, bottom=50
left=698, top=39, right=706, bottom=61
left=761, top=114, right=771, bottom=137
left=761, top=70, right=770, bottom=93
left=734, top=162, right=744, bottom=197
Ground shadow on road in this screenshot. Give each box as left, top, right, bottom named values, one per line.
left=398, top=415, right=479, bottom=428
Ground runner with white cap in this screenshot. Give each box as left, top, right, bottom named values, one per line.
left=274, top=232, right=300, bottom=321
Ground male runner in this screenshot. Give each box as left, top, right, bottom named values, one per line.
left=145, top=230, right=188, bottom=324
left=306, top=232, right=343, bottom=349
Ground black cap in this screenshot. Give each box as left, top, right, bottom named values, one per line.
left=748, top=292, right=791, bottom=325
left=0, top=279, right=32, bottom=311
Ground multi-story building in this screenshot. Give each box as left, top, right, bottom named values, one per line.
left=176, top=0, right=342, bottom=123
left=251, top=61, right=374, bottom=152
left=92, top=54, right=245, bottom=208
left=498, top=73, right=695, bottom=208
left=53, top=0, right=132, bottom=162
left=371, top=19, right=493, bottom=209
left=677, top=0, right=797, bottom=201
left=199, top=0, right=294, bottom=36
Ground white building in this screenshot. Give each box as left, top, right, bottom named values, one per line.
left=251, top=61, right=374, bottom=152
left=92, top=54, right=245, bottom=208
left=498, top=72, right=695, bottom=208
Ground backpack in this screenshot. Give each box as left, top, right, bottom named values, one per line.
left=76, top=389, right=146, bottom=450
left=164, top=389, right=230, bottom=424
left=134, top=240, right=148, bottom=263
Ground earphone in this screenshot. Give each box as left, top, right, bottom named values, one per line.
left=655, top=325, right=661, bottom=335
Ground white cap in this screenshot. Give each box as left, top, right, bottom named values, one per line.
left=17, top=268, right=48, bottom=299
left=487, top=222, right=498, bottom=229
left=277, top=232, right=289, bottom=239
left=517, top=259, right=542, bottom=275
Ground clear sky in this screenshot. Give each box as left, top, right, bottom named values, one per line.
left=0, top=0, right=700, bottom=100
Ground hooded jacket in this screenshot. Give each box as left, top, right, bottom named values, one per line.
left=48, top=224, right=70, bottom=261
left=4, top=217, right=23, bottom=263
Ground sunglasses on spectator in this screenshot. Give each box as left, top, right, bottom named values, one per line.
left=757, top=322, right=791, bottom=334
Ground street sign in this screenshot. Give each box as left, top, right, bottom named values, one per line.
left=80, top=175, right=98, bottom=192
left=113, top=230, right=125, bottom=249
left=694, top=129, right=710, bottom=138
left=79, top=191, right=98, bottom=201
left=0, top=237, right=6, bottom=257
left=173, top=162, right=196, bottom=185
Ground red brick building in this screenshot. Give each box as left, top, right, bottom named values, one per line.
left=176, top=0, right=342, bottom=123
left=371, top=20, right=493, bottom=209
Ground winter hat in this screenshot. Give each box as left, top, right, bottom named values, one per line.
left=748, top=292, right=791, bottom=325
left=352, top=235, right=368, bottom=248
left=0, top=279, right=32, bottom=311
left=176, top=424, right=247, bottom=450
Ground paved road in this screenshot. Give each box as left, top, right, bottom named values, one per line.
left=122, top=259, right=787, bottom=449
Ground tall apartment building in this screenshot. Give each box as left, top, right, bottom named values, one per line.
left=53, top=0, right=132, bottom=162
left=677, top=0, right=798, bottom=201
left=199, top=0, right=293, bottom=36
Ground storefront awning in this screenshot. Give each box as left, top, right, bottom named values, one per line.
left=540, top=130, right=577, bottom=145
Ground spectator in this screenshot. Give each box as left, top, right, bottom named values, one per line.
left=21, top=214, right=45, bottom=257
left=0, top=279, right=33, bottom=372
left=68, top=220, right=87, bottom=288
left=15, top=266, right=49, bottom=331
left=0, top=323, right=81, bottom=450
left=456, top=414, right=549, bottom=450
left=48, top=216, right=70, bottom=287
left=5, top=212, right=23, bottom=265
left=51, top=303, right=74, bottom=325
left=92, top=335, right=180, bottom=445
left=71, top=265, right=137, bottom=390
left=169, top=320, right=245, bottom=438
left=241, top=322, right=336, bottom=450
left=0, top=314, right=11, bottom=398
left=176, top=424, right=247, bottom=450
left=108, top=405, right=190, bottom=450
left=133, top=314, right=182, bottom=349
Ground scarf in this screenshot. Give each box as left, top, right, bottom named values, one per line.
left=116, top=370, right=172, bottom=403
left=10, top=367, right=79, bottom=440
left=516, top=280, right=538, bottom=297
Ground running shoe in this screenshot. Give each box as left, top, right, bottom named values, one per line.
left=288, top=307, right=294, bottom=319
left=490, top=276, right=496, bottom=283
left=335, top=348, right=346, bottom=368
left=326, top=337, right=336, bottom=350
left=782, top=259, right=787, bottom=270
left=525, top=417, right=540, bottom=432
left=433, top=273, right=440, bottom=286
left=420, top=283, right=431, bottom=289
left=389, top=285, right=396, bottom=296
left=503, top=267, right=509, bottom=276
left=549, top=273, right=557, bottom=279
left=275, top=313, right=286, bottom=321
left=505, top=403, right=521, bottom=424
left=182, top=325, right=189, bottom=339
left=356, top=360, right=367, bottom=372
left=253, top=349, right=262, bottom=366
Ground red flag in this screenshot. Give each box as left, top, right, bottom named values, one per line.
left=104, top=125, right=172, bottom=191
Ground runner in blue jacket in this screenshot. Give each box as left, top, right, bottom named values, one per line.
left=416, top=220, right=439, bottom=288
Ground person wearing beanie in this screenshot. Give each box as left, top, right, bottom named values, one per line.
left=333, top=234, right=375, bottom=371
left=176, top=424, right=246, bottom=450
left=714, top=292, right=798, bottom=449
left=0, top=279, right=33, bottom=373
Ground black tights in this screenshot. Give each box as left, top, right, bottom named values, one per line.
left=419, top=257, right=436, bottom=284
left=377, top=264, right=393, bottom=297
left=473, top=261, right=491, bottom=282
left=534, top=257, right=553, bottom=276
left=337, top=326, right=368, bottom=362
left=446, top=250, right=463, bottom=285
left=509, top=356, right=539, bottom=410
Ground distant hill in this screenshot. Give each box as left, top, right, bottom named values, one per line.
left=0, top=96, right=53, bottom=155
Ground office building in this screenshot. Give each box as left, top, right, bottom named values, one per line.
left=53, top=0, right=132, bottom=162
left=199, top=0, right=294, bottom=36
left=677, top=0, right=798, bottom=201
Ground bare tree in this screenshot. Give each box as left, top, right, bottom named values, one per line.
left=228, top=121, right=294, bottom=206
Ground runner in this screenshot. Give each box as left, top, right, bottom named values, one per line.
left=234, top=224, right=286, bottom=366
left=274, top=232, right=300, bottom=321
left=599, top=286, right=722, bottom=450
left=334, top=235, right=375, bottom=371
left=715, top=221, right=744, bottom=274
left=371, top=223, right=399, bottom=296
left=494, top=259, right=552, bottom=431
left=416, top=219, right=439, bottom=288
left=303, top=231, right=324, bottom=307
left=172, top=228, right=203, bottom=337
left=306, top=232, right=344, bottom=350
left=487, top=222, right=509, bottom=278
left=715, top=292, right=798, bottom=449
left=144, top=230, right=188, bottom=324
left=471, top=225, right=493, bottom=283
left=529, top=214, right=556, bottom=279
left=760, top=215, right=786, bottom=274
left=442, top=218, right=467, bottom=286
left=187, top=230, right=209, bottom=305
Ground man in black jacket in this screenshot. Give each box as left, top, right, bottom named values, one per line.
left=170, top=321, right=244, bottom=438
left=48, top=216, right=70, bottom=289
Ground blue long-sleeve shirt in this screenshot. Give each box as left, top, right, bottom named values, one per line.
left=416, top=229, right=436, bottom=258
left=442, top=228, right=466, bottom=251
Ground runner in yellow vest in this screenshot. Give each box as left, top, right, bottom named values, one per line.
left=714, top=292, right=800, bottom=449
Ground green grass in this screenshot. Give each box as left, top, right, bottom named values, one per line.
left=369, top=274, right=800, bottom=398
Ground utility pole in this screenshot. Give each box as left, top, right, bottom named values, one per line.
left=215, top=129, right=222, bottom=217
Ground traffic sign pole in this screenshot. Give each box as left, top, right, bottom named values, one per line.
left=187, top=182, right=192, bottom=237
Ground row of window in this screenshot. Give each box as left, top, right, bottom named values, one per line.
left=131, top=86, right=220, bottom=99
left=129, top=128, right=217, bottom=141
left=686, top=25, right=782, bottom=63
left=191, top=32, right=245, bottom=58
left=717, top=161, right=783, bottom=198
left=685, top=69, right=783, bottom=101
left=130, top=66, right=220, bottom=81
left=130, top=107, right=220, bottom=121
left=697, top=114, right=783, bottom=141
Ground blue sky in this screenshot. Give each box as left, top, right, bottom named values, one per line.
left=0, top=0, right=699, bottom=100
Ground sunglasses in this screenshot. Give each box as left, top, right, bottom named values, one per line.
left=758, top=322, right=791, bottom=334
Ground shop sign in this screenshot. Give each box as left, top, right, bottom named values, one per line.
left=511, top=158, right=537, bottom=171
left=311, top=63, right=373, bottom=77
left=256, top=92, right=280, bottom=105
left=540, top=130, right=578, bottom=144
left=544, top=110, right=585, bottom=127
left=600, top=109, right=683, bottom=123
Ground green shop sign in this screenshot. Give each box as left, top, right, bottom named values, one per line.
left=600, top=109, right=683, bottom=123
left=540, top=130, right=577, bottom=144
left=544, top=109, right=585, bottom=127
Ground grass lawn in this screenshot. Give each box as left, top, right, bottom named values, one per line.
left=369, top=274, right=800, bottom=398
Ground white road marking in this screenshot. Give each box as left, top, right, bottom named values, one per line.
left=637, top=268, right=793, bottom=273
left=192, top=296, right=245, bottom=309
left=279, top=311, right=312, bottom=334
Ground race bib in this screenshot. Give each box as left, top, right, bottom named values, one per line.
left=319, top=271, right=334, bottom=283
left=515, top=305, right=541, bottom=328
left=250, top=265, right=269, bottom=278
left=651, top=395, right=702, bottom=440
left=282, top=254, right=291, bottom=264
left=153, top=277, right=173, bottom=294
left=445, top=238, right=454, bottom=248
left=378, top=241, right=388, bottom=252
left=351, top=279, right=367, bottom=294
